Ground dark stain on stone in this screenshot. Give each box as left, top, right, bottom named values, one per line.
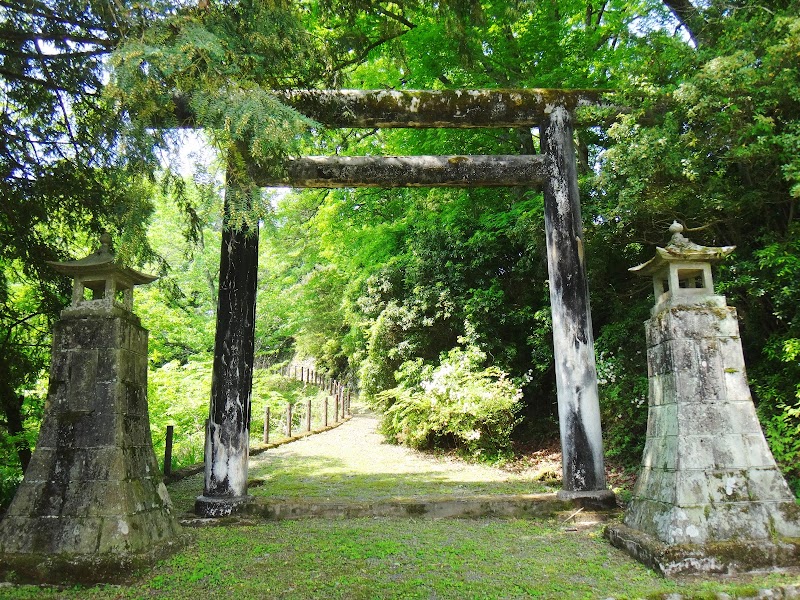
left=563, top=407, right=599, bottom=492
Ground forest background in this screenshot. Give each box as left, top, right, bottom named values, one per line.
left=2, top=0, right=800, bottom=510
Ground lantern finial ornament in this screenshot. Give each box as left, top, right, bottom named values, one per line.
left=98, top=231, right=113, bottom=254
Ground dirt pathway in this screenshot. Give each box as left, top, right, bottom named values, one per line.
left=243, top=407, right=552, bottom=502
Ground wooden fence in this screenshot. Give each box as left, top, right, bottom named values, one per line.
left=269, top=365, right=353, bottom=441
left=162, top=367, right=354, bottom=477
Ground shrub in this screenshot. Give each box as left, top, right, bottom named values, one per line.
left=377, top=344, right=522, bottom=460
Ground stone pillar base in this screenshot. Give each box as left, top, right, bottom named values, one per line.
left=557, top=489, right=617, bottom=509
left=0, top=537, right=185, bottom=585
left=606, top=523, right=800, bottom=577
left=195, top=495, right=251, bottom=517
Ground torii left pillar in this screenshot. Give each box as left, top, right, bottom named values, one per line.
left=195, top=171, right=259, bottom=517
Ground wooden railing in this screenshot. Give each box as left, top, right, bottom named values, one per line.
left=271, top=365, right=352, bottom=443
left=162, top=367, right=355, bottom=478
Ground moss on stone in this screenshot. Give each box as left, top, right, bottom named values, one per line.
left=276, top=89, right=613, bottom=129
left=0, top=535, right=186, bottom=585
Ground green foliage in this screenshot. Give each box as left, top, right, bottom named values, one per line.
left=148, top=357, right=213, bottom=470
left=5, top=0, right=800, bottom=486
left=586, top=0, right=800, bottom=486
left=136, top=177, right=221, bottom=366
left=0, top=0, right=195, bottom=506
left=358, top=301, right=417, bottom=402
left=594, top=323, right=650, bottom=468
left=108, top=0, right=334, bottom=228
left=376, top=343, right=522, bottom=460
left=148, top=359, right=333, bottom=472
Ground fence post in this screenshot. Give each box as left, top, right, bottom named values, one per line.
left=263, top=405, right=270, bottom=444
left=287, top=402, right=293, bottom=437
left=300, top=366, right=304, bottom=384
left=164, top=425, right=174, bottom=477
left=334, top=391, right=340, bottom=422
left=306, top=398, right=312, bottom=431
left=324, top=397, right=328, bottom=427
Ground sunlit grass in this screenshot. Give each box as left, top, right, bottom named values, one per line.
left=4, top=519, right=799, bottom=599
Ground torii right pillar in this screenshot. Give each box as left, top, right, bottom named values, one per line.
left=607, top=222, right=800, bottom=576
left=541, top=106, right=615, bottom=508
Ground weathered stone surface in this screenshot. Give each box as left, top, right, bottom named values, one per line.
left=257, top=154, right=548, bottom=188
left=0, top=309, right=181, bottom=584
left=645, top=307, right=742, bottom=345
left=195, top=492, right=594, bottom=521
left=168, top=88, right=618, bottom=131
left=275, top=88, right=610, bottom=128
left=611, top=302, right=800, bottom=575
left=198, top=168, right=258, bottom=515
left=606, top=523, right=800, bottom=577
left=540, top=106, right=610, bottom=496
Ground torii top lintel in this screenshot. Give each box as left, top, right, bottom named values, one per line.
left=274, top=88, right=612, bottom=128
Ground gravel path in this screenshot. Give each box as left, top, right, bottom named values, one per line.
left=166, top=406, right=552, bottom=512
left=243, top=406, right=551, bottom=502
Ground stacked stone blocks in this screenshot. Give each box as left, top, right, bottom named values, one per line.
left=625, top=306, right=800, bottom=547
left=0, top=309, right=181, bottom=580
left=607, top=223, right=800, bottom=575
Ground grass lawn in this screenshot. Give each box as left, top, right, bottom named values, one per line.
left=4, top=412, right=800, bottom=598
left=2, top=517, right=799, bottom=599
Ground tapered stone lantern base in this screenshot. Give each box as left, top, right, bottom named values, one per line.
left=0, top=236, right=182, bottom=584
left=607, top=225, right=800, bottom=576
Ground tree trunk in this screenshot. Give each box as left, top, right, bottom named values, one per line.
left=0, top=385, right=31, bottom=473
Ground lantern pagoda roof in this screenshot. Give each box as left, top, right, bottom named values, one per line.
left=47, top=232, right=156, bottom=286
left=629, top=222, right=735, bottom=277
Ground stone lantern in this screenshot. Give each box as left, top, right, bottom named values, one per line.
left=0, top=233, right=182, bottom=584
left=606, top=222, right=800, bottom=576
left=52, top=232, right=156, bottom=314
left=630, top=221, right=734, bottom=316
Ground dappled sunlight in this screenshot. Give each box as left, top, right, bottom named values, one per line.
left=243, top=413, right=554, bottom=502
left=165, top=412, right=556, bottom=513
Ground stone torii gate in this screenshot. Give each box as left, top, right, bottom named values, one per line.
left=195, top=89, right=616, bottom=516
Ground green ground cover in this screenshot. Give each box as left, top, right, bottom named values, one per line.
left=5, top=411, right=800, bottom=598
left=3, top=519, right=799, bottom=599
left=167, top=463, right=553, bottom=514
left=167, top=408, right=557, bottom=514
